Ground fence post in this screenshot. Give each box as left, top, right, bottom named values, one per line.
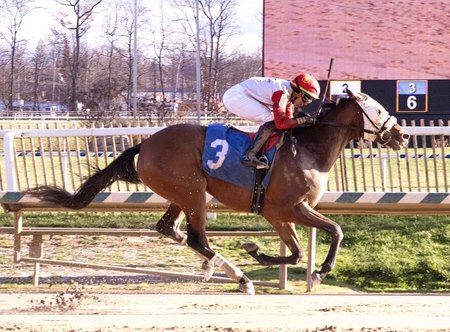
left=278, top=240, right=287, bottom=290
left=4, top=131, right=19, bottom=191
left=306, top=227, right=317, bottom=292
left=13, top=211, right=23, bottom=263
left=29, top=235, right=43, bottom=286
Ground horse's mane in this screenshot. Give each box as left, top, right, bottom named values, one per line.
left=316, top=97, right=353, bottom=121
left=291, top=97, right=352, bottom=138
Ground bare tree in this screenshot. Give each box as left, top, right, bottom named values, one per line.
left=104, top=0, right=150, bottom=115
left=30, top=40, right=50, bottom=110
left=220, top=50, right=262, bottom=95
left=76, top=3, right=130, bottom=122
left=102, top=3, right=121, bottom=114
left=0, top=0, right=35, bottom=113
left=171, top=0, right=238, bottom=114
left=0, top=0, right=261, bottom=121
left=167, top=42, right=193, bottom=102
left=151, top=0, right=177, bottom=103
left=51, top=32, right=72, bottom=109
left=199, top=0, right=237, bottom=112
left=0, top=46, right=10, bottom=108
left=56, top=0, right=103, bottom=112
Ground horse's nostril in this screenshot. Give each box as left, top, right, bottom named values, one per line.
left=402, top=133, right=410, bottom=140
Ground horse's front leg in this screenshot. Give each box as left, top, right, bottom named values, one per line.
left=295, top=201, right=344, bottom=286
left=242, top=221, right=304, bottom=266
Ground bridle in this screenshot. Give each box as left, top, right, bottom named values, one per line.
left=314, top=97, right=398, bottom=146
left=359, top=108, right=397, bottom=145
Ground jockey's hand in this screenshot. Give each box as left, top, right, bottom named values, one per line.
left=296, top=115, right=316, bottom=126
left=305, top=115, right=317, bottom=125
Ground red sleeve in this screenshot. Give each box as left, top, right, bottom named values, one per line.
left=271, top=90, right=298, bottom=129
left=285, top=101, right=294, bottom=118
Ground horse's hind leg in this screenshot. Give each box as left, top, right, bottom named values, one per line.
left=181, top=199, right=255, bottom=294
left=156, top=203, right=254, bottom=293
left=156, top=203, right=187, bottom=244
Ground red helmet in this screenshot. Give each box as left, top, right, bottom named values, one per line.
left=291, top=73, right=320, bottom=99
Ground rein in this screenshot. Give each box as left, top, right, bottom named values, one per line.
left=314, top=105, right=365, bottom=136
left=313, top=103, right=395, bottom=145
left=315, top=120, right=362, bottom=132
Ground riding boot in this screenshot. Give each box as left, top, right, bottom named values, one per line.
left=242, top=121, right=276, bottom=169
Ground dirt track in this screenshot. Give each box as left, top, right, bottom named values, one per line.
left=0, top=292, right=449, bottom=331
left=1, top=234, right=449, bottom=331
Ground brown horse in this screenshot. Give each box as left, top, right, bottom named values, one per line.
left=27, top=90, right=410, bottom=294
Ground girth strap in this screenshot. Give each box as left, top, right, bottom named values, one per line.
left=250, top=131, right=287, bottom=214
left=251, top=168, right=266, bottom=214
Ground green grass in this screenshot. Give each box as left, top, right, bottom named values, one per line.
left=327, top=214, right=449, bottom=291
left=1, top=212, right=448, bottom=292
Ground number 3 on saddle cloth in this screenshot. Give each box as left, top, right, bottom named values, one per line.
left=201, top=123, right=282, bottom=191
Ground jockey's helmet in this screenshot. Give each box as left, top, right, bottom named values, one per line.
left=291, top=73, right=320, bottom=99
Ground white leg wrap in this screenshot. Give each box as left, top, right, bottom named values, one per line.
left=210, top=252, right=226, bottom=267
left=202, top=253, right=254, bottom=294
left=203, top=253, right=223, bottom=281
left=208, top=253, right=244, bottom=282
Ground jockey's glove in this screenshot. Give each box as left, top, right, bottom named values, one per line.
left=296, top=115, right=316, bottom=126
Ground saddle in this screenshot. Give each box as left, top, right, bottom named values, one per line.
left=201, top=124, right=286, bottom=214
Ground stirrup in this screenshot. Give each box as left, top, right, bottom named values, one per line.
left=241, top=155, right=269, bottom=169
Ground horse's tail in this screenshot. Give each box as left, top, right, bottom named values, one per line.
left=26, top=143, right=142, bottom=209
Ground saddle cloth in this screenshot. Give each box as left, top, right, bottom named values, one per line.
left=201, top=123, right=280, bottom=190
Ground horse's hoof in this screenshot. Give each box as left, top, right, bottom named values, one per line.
left=239, top=280, right=255, bottom=295
left=239, top=275, right=255, bottom=295
left=311, top=271, right=323, bottom=286
left=171, top=234, right=187, bottom=245
left=202, top=260, right=214, bottom=281
left=242, top=242, right=259, bottom=254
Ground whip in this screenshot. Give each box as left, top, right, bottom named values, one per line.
left=322, top=58, right=334, bottom=104
left=314, top=58, right=334, bottom=117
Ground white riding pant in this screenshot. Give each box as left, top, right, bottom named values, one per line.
left=223, top=84, right=274, bottom=124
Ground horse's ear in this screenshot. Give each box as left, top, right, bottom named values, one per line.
left=346, top=89, right=356, bottom=98
left=347, top=89, right=365, bottom=101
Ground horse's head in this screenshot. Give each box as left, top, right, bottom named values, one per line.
left=345, top=90, right=409, bottom=150
left=316, top=91, right=410, bottom=150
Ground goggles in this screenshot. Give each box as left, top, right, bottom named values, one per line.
left=301, top=92, right=313, bottom=105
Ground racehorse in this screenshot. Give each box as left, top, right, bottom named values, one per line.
left=26, top=90, right=410, bottom=294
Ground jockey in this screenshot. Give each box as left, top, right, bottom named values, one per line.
left=223, top=73, right=321, bottom=169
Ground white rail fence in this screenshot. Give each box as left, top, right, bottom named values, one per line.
left=0, top=125, right=449, bottom=292
left=1, top=124, right=448, bottom=193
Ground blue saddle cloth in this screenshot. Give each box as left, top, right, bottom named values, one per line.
left=201, top=123, right=278, bottom=189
